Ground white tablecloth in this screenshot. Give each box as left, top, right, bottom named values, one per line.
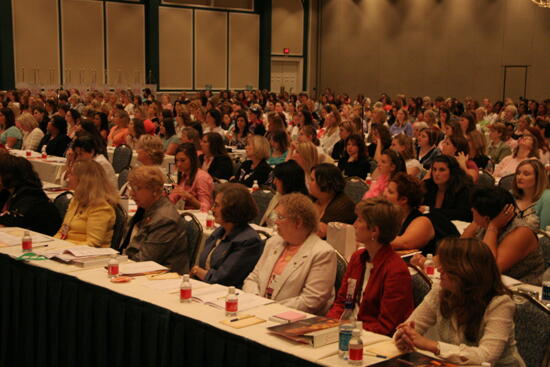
left=10, top=149, right=66, bottom=183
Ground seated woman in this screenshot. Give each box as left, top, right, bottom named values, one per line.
left=363, top=149, right=406, bottom=199
left=416, top=128, right=441, bottom=170
left=259, top=160, right=309, bottom=227
left=319, top=106, right=341, bottom=156
left=243, top=193, right=337, bottom=315
left=0, top=154, right=61, bottom=235
left=55, top=160, right=118, bottom=247
left=462, top=186, right=544, bottom=285
left=310, top=163, right=357, bottom=238
left=180, top=126, right=202, bottom=154
left=493, top=133, right=539, bottom=179
left=135, top=135, right=165, bottom=167
left=327, top=197, right=413, bottom=336
left=512, top=159, right=550, bottom=230
left=487, top=123, right=513, bottom=164
left=385, top=173, right=458, bottom=255
left=169, top=143, right=213, bottom=212
left=191, top=183, right=264, bottom=288
left=199, top=132, right=234, bottom=180
left=122, top=165, right=190, bottom=274
left=395, top=237, right=525, bottom=366
left=331, top=121, right=355, bottom=161
left=391, top=134, right=423, bottom=178
left=423, top=155, right=473, bottom=222
left=17, top=112, right=44, bottom=151
left=107, top=110, right=130, bottom=147
left=126, top=118, right=147, bottom=149
left=203, top=109, right=226, bottom=137
left=72, top=135, right=117, bottom=190
left=0, top=107, right=22, bottom=149
left=337, top=134, right=370, bottom=179
left=466, top=130, right=490, bottom=170
left=226, top=111, right=249, bottom=148
left=298, top=125, right=334, bottom=164
left=440, top=135, right=479, bottom=182
left=389, top=109, right=413, bottom=137
left=160, top=118, right=181, bottom=156
left=37, top=115, right=72, bottom=157
left=267, top=130, right=289, bottom=166
left=233, top=135, right=272, bottom=187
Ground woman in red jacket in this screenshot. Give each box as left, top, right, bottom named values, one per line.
left=326, top=197, right=414, bottom=336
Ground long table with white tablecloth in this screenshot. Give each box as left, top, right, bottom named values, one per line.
left=0, top=228, right=400, bottom=367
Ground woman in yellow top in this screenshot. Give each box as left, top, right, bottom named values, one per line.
left=55, top=160, right=119, bottom=247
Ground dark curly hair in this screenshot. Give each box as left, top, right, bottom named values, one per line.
left=390, top=172, right=425, bottom=208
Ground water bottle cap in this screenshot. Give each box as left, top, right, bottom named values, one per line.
left=427, top=253, right=433, bottom=258
left=352, top=328, right=361, bottom=336
left=182, top=274, right=190, bottom=281
left=228, top=286, right=235, bottom=293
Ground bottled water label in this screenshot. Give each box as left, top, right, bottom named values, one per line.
left=542, top=283, right=550, bottom=302
left=338, top=329, right=353, bottom=352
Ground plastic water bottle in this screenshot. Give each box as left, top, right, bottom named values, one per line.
left=424, top=254, right=435, bottom=279
left=180, top=274, right=192, bottom=303
left=542, top=264, right=550, bottom=306
left=107, top=255, right=119, bottom=278
left=206, top=210, right=215, bottom=229
left=41, top=145, right=47, bottom=159
left=252, top=180, right=260, bottom=192
left=339, top=279, right=357, bottom=359
left=366, top=173, right=372, bottom=187
left=21, top=231, right=32, bottom=253
left=348, top=328, right=363, bottom=365
left=225, top=286, right=238, bottom=317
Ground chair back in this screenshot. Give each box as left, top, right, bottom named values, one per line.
left=111, top=204, right=127, bottom=250
left=251, top=189, right=275, bottom=225
left=112, top=144, right=133, bottom=173
left=498, top=173, right=515, bottom=192
left=53, top=191, right=74, bottom=220
left=117, top=168, right=130, bottom=190
left=180, top=212, right=203, bottom=266
left=477, top=169, right=495, bottom=187
left=334, top=250, right=348, bottom=294
left=512, top=291, right=550, bottom=367
left=344, top=177, right=369, bottom=204
left=407, top=263, right=433, bottom=307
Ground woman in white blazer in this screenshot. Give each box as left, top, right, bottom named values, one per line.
left=243, top=193, right=337, bottom=315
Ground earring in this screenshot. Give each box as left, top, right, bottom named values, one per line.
left=371, top=236, right=376, bottom=242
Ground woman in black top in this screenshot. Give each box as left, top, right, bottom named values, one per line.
left=232, top=135, right=272, bottom=187
left=331, top=121, right=355, bottom=161
left=37, top=115, right=72, bottom=157
left=384, top=173, right=459, bottom=255
left=337, top=134, right=371, bottom=179
left=0, top=154, right=62, bottom=235
left=423, top=155, right=473, bottom=222
left=199, top=132, right=233, bottom=180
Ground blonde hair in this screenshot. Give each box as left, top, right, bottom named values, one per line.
left=355, top=198, right=401, bottom=245
left=249, top=135, right=271, bottom=160
left=135, top=135, right=165, bottom=165
left=294, top=141, right=319, bottom=173
left=72, top=160, right=119, bottom=207
left=278, top=193, right=318, bottom=233
left=16, top=112, right=38, bottom=131
left=128, top=165, right=165, bottom=195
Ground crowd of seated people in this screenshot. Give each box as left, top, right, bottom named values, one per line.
left=0, top=88, right=549, bottom=366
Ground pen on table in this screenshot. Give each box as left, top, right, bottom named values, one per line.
left=363, top=351, right=387, bottom=359
left=230, top=314, right=255, bottom=322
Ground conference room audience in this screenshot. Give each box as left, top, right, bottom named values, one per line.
left=33, top=106, right=50, bottom=133
left=337, top=134, right=370, bottom=179
left=37, top=115, right=71, bottom=157
left=319, top=105, right=341, bottom=155
left=55, top=160, right=118, bottom=247
left=135, top=135, right=165, bottom=166
left=467, top=129, right=490, bottom=170
left=391, top=134, right=423, bottom=178
left=289, top=141, right=321, bottom=188
left=395, top=238, right=525, bottom=367
left=180, top=127, right=202, bottom=153
left=126, top=118, right=147, bottom=148
left=416, top=128, right=441, bottom=170
left=169, top=143, right=213, bottom=211
left=423, top=155, right=473, bottom=222
left=385, top=173, right=458, bottom=255
left=260, top=161, right=309, bottom=228
left=203, top=108, right=226, bottom=137
left=227, top=111, right=249, bottom=148
left=440, top=135, right=479, bottom=182
left=267, top=130, right=289, bottom=166
left=309, top=164, right=357, bottom=238
left=511, top=159, right=550, bottom=230
left=243, top=193, right=337, bottom=315
left=71, top=135, right=117, bottom=189
left=108, top=110, right=130, bottom=147
left=160, top=118, right=181, bottom=156
left=17, top=112, right=44, bottom=151
left=331, top=121, right=355, bottom=161
left=0, top=154, right=61, bottom=235
left=192, top=183, right=263, bottom=288
left=123, top=165, right=190, bottom=274
left=199, top=132, right=233, bottom=180
left=0, top=107, right=22, bottom=149
left=462, top=186, right=544, bottom=285
left=233, top=135, right=272, bottom=187
left=327, top=198, right=413, bottom=336
left=389, top=109, right=413, bottom=136
left=92, top=111, right=110, bottom=141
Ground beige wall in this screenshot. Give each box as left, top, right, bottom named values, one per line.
left=195, top=10, right=228, bottom=89
left=272, top=0, right=303, bottom=56
left=229, top=13, right=259, bottom=89
left=12, top=0, right=60, bottom=86
left=62, top=0, right=104, bottom=85
left=318, top=0, right=550, bottom=101
left=159, top=7, right=193, bottom=89
left=106, top=2, right=145, bottom=85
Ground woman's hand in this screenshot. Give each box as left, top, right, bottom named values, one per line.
left=410, top=254, right=427, bottom=268
left=171, top=186, right=189, bottom=200
left=397, top=321, right=439, bottom=354
left=489, top=204, right=515, bottom=231
left=190, top=265, right=207, bottom=280
left=456, top=152, right=468, bottom=169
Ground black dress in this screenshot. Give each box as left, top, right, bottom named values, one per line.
left=337, top=157, right=371, bottom=179
left=423, top=182, right=473, bottom=222
left=233, top=159, right=272, bottom=187
left=0, top=186, right=62, bottom=236
left=199, top=155, right=234, bottom=180
left=37, top=133, right=72, bottom=157
left=399, top=209, right=459, bottom=255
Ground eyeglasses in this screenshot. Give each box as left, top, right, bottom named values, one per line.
left=271, top=212, right=290, bottom=221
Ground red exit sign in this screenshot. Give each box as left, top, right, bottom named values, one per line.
left=283, top=48, right=290, bottom=55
